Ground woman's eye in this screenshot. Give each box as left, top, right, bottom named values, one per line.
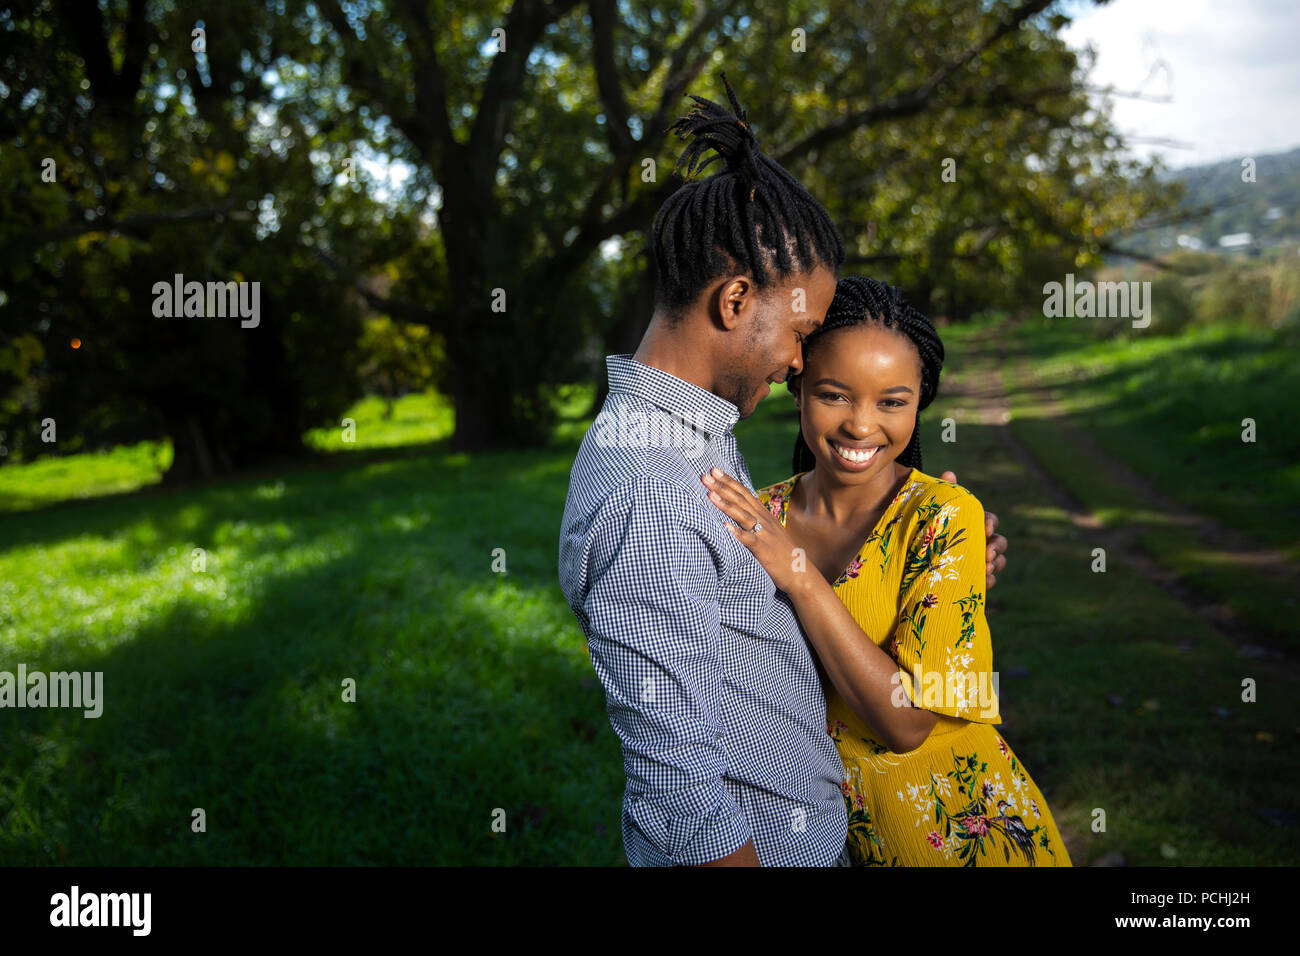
left=818, top=392, right=844, bottom=402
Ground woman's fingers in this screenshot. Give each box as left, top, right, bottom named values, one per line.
left=703, top=470, right=756, bottom=504
left=704, top=468, right=747, bottom=494
left=708, top=492, right=759, bottom=531
left=702, top=470, right=764, bottom=530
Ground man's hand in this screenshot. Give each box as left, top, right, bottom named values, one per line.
left=940, top=470, right=1008, bottom=589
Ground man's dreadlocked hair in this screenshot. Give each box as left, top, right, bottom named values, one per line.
left=651, top=73, right=845, bottom=318
left=791, top=277, right=945, bottom=475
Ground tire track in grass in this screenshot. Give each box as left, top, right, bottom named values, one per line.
left=950, top=319, right=1294, bottom=676
left=1005, top=327, right=1300, bottom=581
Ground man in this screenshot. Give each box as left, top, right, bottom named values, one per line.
left=558, top=78, right=1006, bottom=866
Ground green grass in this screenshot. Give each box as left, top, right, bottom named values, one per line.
left=303, top=391, right=455, bottom=453
left=1006, top=314, right=1300, bottom=555
left=1, top=332, right=1296, bottom=865
left=0, top=390, right=459, bottom=515
left=1, top=445, right=624, bottom=864
left=997, top=313, right=1300, bottom=645
left=0, top=440, right=172, bottom=512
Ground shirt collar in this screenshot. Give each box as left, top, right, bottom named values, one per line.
left=605, top=354, right=740, bottom=438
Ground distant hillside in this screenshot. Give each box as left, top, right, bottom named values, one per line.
left=1122, top=146, right=1300, bottom=257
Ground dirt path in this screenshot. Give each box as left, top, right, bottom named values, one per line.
left=1006, top=339, right=1300, bottom=583
left=947, top=321, right=1295, bottom=671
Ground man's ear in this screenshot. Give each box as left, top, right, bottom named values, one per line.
left=715, top=275, right=752, bottom=331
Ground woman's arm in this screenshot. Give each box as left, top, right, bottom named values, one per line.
left=783, top=569, right=939, bottom=753
left=702, top=469, right=937, bottom=753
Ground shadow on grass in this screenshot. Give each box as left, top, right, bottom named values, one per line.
left=0, top=443, right=624, bottom=865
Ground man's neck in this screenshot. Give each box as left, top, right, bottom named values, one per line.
left=632, top=313, right=717, bottom=396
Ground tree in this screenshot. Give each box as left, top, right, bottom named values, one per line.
left=0, top=0, right=391, bottom=477
left=2, top=0, right=1180, bottom=464
left=304, top=0, right=1177, bottom=443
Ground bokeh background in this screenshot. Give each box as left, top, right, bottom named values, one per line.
left=1, top=0, right=1297, bottom=865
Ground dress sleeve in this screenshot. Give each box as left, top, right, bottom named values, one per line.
left=891, top=488, right=1001, bottom=725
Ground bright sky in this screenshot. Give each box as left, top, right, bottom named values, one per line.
left=1061, top=0, right=1300, bottom=169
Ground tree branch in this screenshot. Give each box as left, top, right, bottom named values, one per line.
left=311, top=248, right=445, bottom=327
left=590, top=0, right=634, bottom=157
left=772, top=0, right=1057, bottom=167
left=1110, top=197, right=1249, bottom=236
left=21, top=205, right=251, bottom=247
left=398, top=0, right=460, bottom=161
left=468, top=0, right=584, bottom=174
left=322, top=1, right=454, bottom=177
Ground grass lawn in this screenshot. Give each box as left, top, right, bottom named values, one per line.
left=999, top=313, right=1300, bottom=645
left=1, top=324, right=1296, bottom=864
left=1004, top=314, right=1300, bottom=554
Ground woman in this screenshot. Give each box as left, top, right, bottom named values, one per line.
left=701, top=277, right=1071, bottom=866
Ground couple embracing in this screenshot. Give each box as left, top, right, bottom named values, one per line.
left=559, top=77, right=1071, bottom=867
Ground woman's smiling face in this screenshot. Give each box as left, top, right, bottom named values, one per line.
left=795, top=323, right=923, bottom=481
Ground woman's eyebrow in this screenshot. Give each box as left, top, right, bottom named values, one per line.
left=812, top=379, right=915, bottom=395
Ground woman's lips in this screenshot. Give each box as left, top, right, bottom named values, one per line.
left=829, top=439, right=882, bottom=469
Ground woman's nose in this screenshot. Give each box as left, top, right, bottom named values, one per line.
left=845, top=409, right=876, bottom=439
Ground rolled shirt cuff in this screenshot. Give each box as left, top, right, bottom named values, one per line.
left=624, top=782, right=754, bottom=866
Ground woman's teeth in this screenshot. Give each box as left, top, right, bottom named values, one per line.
left=832, top=442, right=880, bottom=464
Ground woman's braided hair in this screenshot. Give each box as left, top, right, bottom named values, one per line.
left=791, top=277, right=945, bottom=475
left=652, top=73, right=844, bottom=318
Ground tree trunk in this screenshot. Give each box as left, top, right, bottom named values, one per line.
left=163, top=414, right=217, bottom=483
left=587, top=243, right=656, bottom=417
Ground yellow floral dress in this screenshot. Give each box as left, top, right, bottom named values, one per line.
left=757, top=468, right=1071, bottom=867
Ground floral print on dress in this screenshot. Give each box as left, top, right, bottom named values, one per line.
left=763, top=480, right=792, bottom=520
left=832, top=555, right=864, bottom=587
left=855, top=511, right=906, bottom=581
left=952, top=586, right=983, bottom=649
left=900, top=498, right=968, bottom=594
left=841, top=766, right=900, bottom=866
left=895, top=743, right=1060, bottom=866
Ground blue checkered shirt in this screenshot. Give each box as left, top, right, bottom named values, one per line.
left=558, top=354, right=848, bottom=866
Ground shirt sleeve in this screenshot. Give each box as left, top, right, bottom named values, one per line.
left=891, top=487, right=1001, bottom=725
left=581, top=476, right=754, bottom=865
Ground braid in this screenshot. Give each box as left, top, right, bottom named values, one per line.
left=791, top=277, right=945, bottom=475
left=652, top=73, right=844, bottom=318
